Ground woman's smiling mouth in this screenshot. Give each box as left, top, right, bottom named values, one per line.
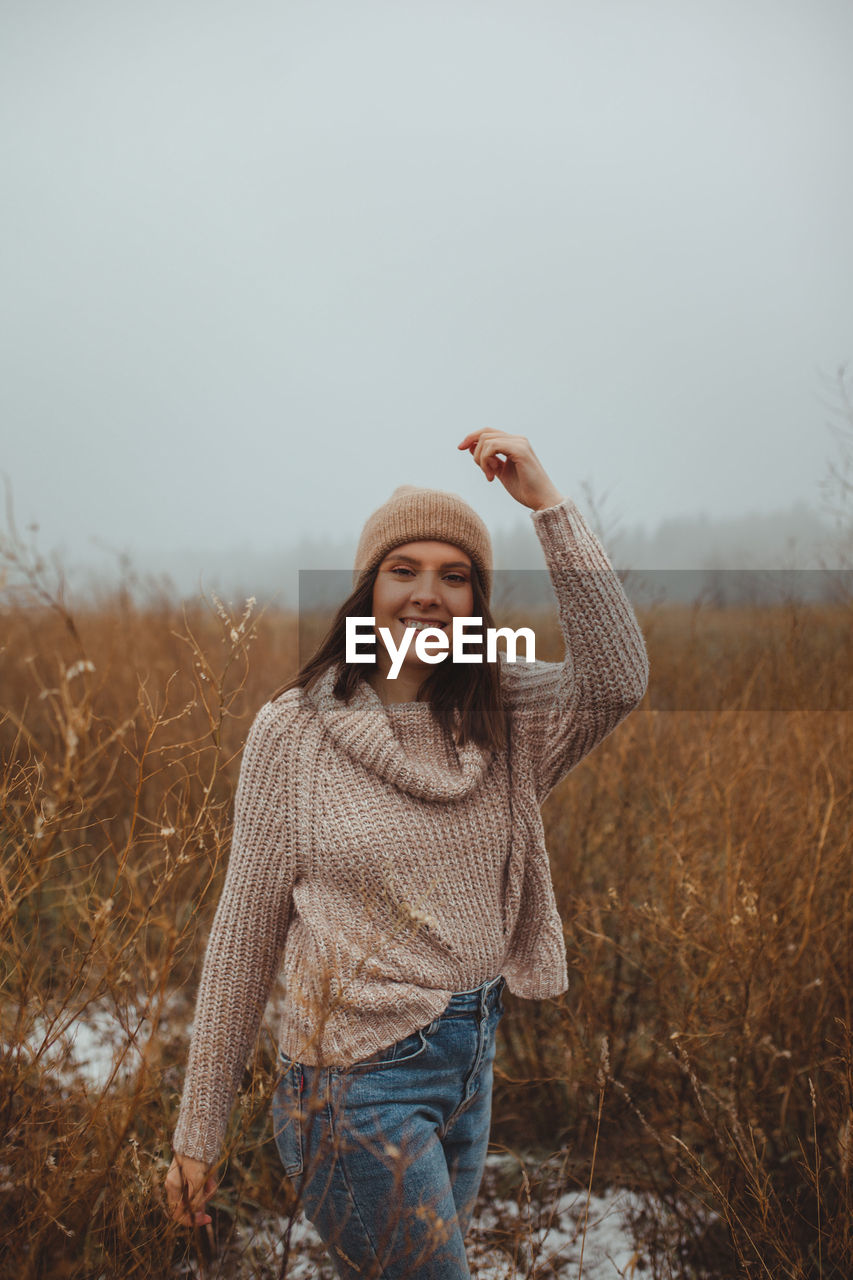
left=399, top=617, right=449, bottom=631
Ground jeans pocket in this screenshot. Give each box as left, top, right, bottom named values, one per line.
left=271, top=1061, right=304, bottom=1177
left=344, top=1026, right=429, bottom=1073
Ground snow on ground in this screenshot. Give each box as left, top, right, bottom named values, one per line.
left=469, top=1159, right=645, bottom=1278
left=16, top=993, right=184, bottom=1091
left=179, top=1153, right=647, bottom=1279
left=17, top=1000, right=651, bottom=1275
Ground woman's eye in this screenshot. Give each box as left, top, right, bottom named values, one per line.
left=388, top=567, right=468, bottom=583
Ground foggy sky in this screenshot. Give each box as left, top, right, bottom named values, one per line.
left=2, top=0, right=852, bottom=576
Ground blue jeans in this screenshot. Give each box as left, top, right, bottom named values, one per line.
left=271, top=973, right=507, bottom=1279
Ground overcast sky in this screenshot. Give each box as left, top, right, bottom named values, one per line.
left=2, top=0, right=852, bottom=575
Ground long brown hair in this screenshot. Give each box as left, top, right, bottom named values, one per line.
left=270, top=561, right=508, bottom=754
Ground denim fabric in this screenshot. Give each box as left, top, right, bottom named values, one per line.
left=271, top=974, right=507, bottom=1279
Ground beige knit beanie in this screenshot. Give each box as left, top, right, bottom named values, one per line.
left=353, top=485, right=493, bottom=601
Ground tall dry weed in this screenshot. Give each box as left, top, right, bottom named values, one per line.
left=519, top=605, right=853, bottom=1276
left=1, top=520, right=851, bottom=1277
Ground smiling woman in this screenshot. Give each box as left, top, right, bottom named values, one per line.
left=363, top=535, right=477, bottom=699
left=165, top=431, right=650, bottom=1279
left=264, top=484, right=512, bottom=749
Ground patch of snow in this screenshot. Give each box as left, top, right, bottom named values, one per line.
left=11, top=996, right=664, bottom=1275
left=11, top=992, right=186, bottom=1092
left=177, top=1153, right=650, bottom=1278
left=468, top=1158, right=646, bottom=1279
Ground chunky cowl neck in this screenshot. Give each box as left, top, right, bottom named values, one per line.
left=305, top=660, right=494, bottom=803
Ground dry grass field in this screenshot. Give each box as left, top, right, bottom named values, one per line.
left=1, top=552, right=851, bottom=1277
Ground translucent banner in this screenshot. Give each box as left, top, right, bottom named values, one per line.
left=296, top=569, right=853, bottom=711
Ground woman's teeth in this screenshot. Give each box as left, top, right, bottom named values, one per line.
left=401, top=619, right=445, bottom=632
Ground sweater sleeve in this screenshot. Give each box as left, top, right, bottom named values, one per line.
left=499, top=496, right=649, bottom=804
left=171, top=699, right=295, bottom=1166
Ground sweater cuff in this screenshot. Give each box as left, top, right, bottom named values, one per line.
left=530, top=494, right=575, bottom=524
left=529, top=495, right=615, bottom=573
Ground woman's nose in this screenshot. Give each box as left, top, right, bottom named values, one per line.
left=410, top=575, right=443, bottom=606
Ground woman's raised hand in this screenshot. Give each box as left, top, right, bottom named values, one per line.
left=457, top=430, right=564, bottom=512
left=164, top=1152, right=218, bottom=1228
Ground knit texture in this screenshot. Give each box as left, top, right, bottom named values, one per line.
left=352, top=484, right=493, bottom=599
left=171, top=497, right=649, bottom=1165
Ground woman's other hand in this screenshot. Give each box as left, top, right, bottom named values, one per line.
left=165, top=1152, right=218, bottom=1227
left=457, top=430, right=564, bottom=512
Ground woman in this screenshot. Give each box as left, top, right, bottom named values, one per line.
left=165, top=430, right=649, bottom=1277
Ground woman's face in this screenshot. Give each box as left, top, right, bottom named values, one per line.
left=370, top=540, right=475, bottom=677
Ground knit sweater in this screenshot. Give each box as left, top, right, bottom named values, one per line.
left=172, top=497, right=649, bottom=1165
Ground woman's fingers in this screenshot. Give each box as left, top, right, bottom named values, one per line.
left=457, top=428, right=505, bottom=468
left=174, top=1204, right=212, bottom=1228
left=457, top=431, right=481, bottom=450
left=165, top=1155, right=217, bottom=1228
left=457, top=431, right=561, bottom=510
left=458, top=429, right=529, bottom=456
left=473, top=438, right=498, bottom=480
left=458, top=431, right=500, bottom=480
left=186, top=1177, right=217, bottom=1226
left=466, top=431, right=531, bottom=481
